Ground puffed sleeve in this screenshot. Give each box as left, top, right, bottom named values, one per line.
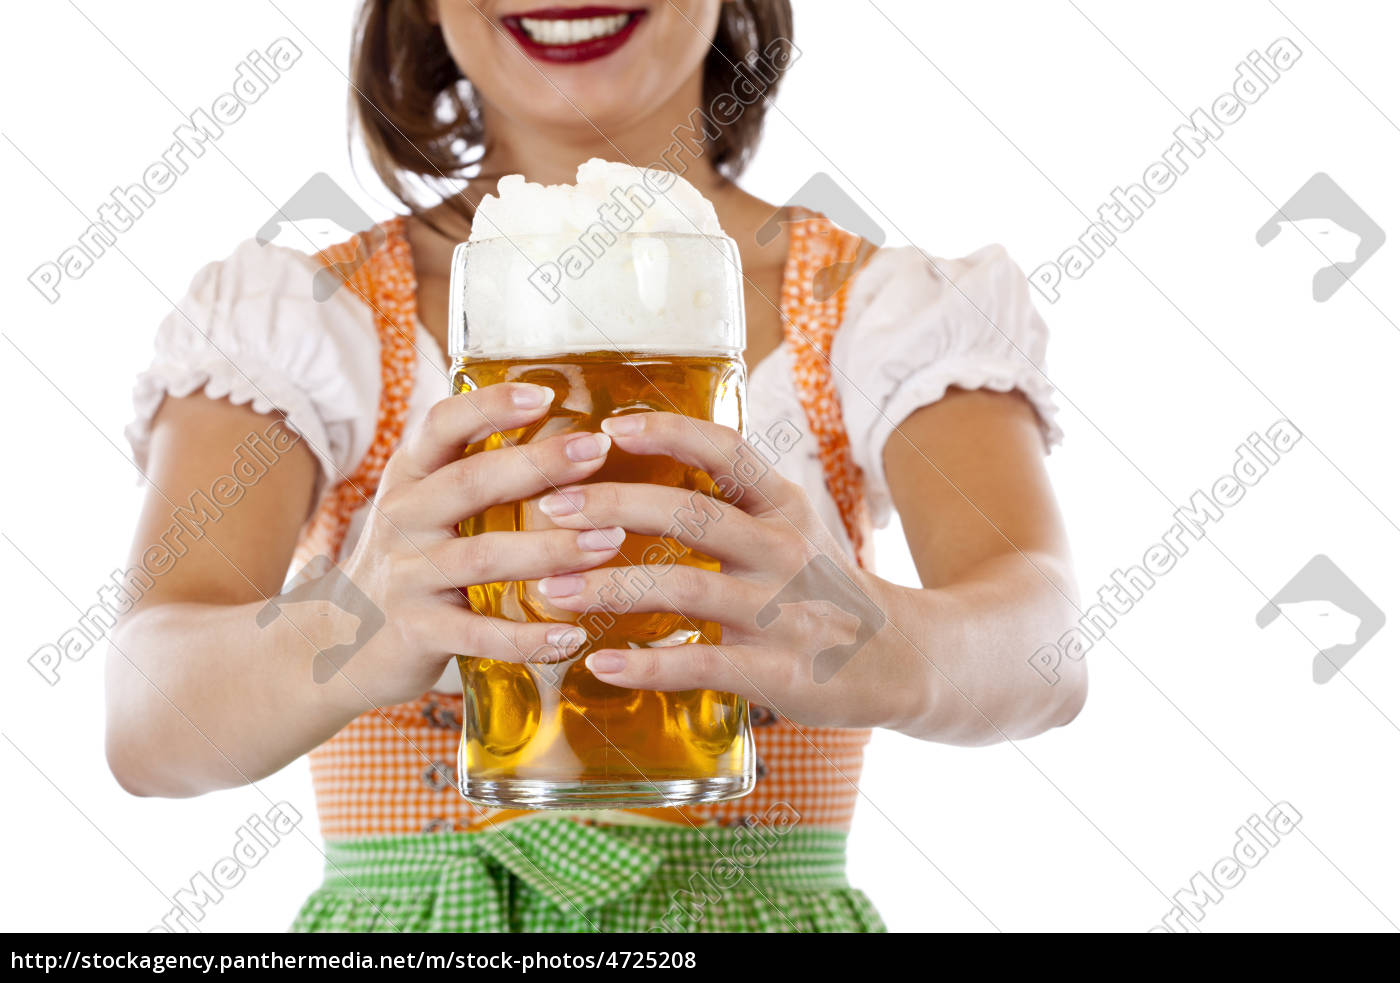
left=830, top=244, right=1063, bottom=527
left=124, top=239, right=381, bottom=501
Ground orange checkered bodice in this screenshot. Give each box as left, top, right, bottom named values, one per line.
left=302, top=213, right=877, bottom=836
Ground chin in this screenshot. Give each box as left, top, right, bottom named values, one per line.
left=449, top=2, right=713, bottom=149
left=527, top=76, right=662, bottom=133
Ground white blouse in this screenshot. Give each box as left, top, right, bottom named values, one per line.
left=127, top=236, right=1062, bottom=563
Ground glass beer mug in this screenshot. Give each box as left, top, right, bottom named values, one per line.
left=448, top=230, right=755, bottom=808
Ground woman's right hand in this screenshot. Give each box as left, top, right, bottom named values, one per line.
left=330, top=381, right=620, bottom=710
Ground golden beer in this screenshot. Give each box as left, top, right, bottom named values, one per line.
left=448, top=232, right=754, bottom=807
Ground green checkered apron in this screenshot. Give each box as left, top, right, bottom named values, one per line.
left=293, top=818, right=884, bottom=933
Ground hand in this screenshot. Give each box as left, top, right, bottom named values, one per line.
left=330, top=382, right=622, bottom=709
left=530, top=412, right=911, bottom=730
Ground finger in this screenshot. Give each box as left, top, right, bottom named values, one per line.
left=414, top=527, right=625, bottom=590
left=415, top=603, right=589, bottom=664
left=583, top=643, right=769, bottom=697
left=392, top=383, right=556, bottom=480
left=599, top=413, right=798, bottom=515
left=536, top=481, right=785, bottom=569
left=395, top=430, right=612, bottom=529
left=537, top=562, right=760, bottom=625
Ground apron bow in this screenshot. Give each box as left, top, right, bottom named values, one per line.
left=428, top=818, right=663, bottom=931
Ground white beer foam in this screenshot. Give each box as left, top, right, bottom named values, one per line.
left=453, top=160, right=743, bottom=356
left=469, top=158, right=723, bottom=241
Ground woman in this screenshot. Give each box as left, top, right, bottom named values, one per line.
left=110, top=0, right=1087, bottom=932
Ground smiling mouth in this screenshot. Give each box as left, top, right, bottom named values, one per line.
left=501, top=7, right=647, bottom=64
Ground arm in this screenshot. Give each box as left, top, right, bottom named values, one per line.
left=878, top=386, right=1084, bottom=743
left=530, top=391, right=1086, bottom=746
left=106, top=393, right=332, bottom=796
left=107, top=384, right=619, bottom=797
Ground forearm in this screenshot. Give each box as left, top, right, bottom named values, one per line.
left=876, top=550, right=1086, bottom=745
left=106, top=600, right=371, bottom=797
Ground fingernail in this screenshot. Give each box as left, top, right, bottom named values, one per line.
left=577, top=526, right=625, bottom=552
left=512, top=383, right=552, bottom=408
left=601, top=415, right=644, bottom=437
left=539, top=489, right=585, bottom=516
left=546, top=627, right=586, bottom=653
left=565, top=432, right=610, bottom=462
left=539, top=574, right=585, bottom=598
left=586, top=651, right=627, bottom=674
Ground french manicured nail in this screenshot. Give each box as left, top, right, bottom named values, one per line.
left=565, top=432, right=610, bottom=462
left=539, top=489, right=585, bottom=517
left=512, top=383, right=552, bottom=408
left=577, top=526, right=625, bottom=552
left=601, top=415, right=644, bottom=437
left=586, top=652, right=627, bottom=674
left=539, top=574, right=585, bottom=599
left=546, top=627, right=586, bottom=653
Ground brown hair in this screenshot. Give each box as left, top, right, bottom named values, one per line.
left=349, top=1, right=794, bottom=224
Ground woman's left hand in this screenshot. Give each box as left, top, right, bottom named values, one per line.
left=531, top=411, right=922, bottom=732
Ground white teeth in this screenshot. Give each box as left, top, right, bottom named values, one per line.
left=518, top=13, right=631, bottom=45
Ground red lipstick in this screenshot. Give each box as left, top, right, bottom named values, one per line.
left=502, top=6, right=647, bottom=64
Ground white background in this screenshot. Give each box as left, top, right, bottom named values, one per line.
left=2, top=0, right=1398, bottom=933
